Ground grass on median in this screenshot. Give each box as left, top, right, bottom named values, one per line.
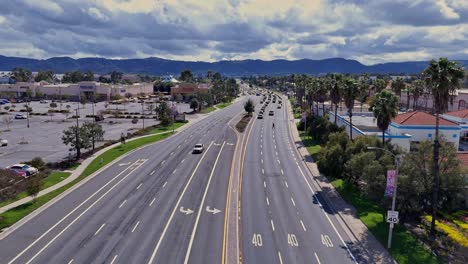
left=0, top=171, right=72, bottom=208
left=331, top=179, right=439, bottom=264
left=0, top=132, right=175, bottom=230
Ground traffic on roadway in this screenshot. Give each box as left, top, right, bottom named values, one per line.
left=0, top=91, right=371, bottom=264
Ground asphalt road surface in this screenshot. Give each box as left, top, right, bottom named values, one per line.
left=241, top=95, right=359, bottom=264
left=0, top=99, right=242, bottom=264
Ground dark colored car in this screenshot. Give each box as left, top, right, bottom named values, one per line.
left=269, top=111, right=274, bottom=116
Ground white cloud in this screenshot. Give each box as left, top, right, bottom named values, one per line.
left=0, top=0, right=466, bottom=63
left=23, top=0, right=64, bottom=14
left=435, top=0, right=460, bottom=19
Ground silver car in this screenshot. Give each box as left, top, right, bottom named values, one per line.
left=0, top=138, right=7, bottom=146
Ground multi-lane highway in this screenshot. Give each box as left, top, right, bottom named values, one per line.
left=241, top=95, right=358, bottom=264
left=0, top=91, right=371, bottom=264
left=0, top=98, right=243, bottom=264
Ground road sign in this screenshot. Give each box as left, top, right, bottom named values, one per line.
left=387, top=210, right=399, bottom=223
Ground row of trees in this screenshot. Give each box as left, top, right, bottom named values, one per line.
left=8, top=68, right=134, bottom=84
left=291, top=58, right=465, bottom=238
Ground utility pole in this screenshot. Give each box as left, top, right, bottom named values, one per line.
left=368, top=146, right=401, bottom=249
left=141, top=101, right=145, bottom=129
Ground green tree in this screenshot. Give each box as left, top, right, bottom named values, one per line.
left=244, top=98, right=255, bottom=115
left=0, top=169, right=20, bottom=201
left=374, top=78, right=386, bottom=93
left=391, top=77, right=406, bottom=106
left=62, top=125, right=91, bottom=159
left=329, top=74, right=343, bottom=124
left=357, top=74, right=370, bottom=112
left=110, top=71, right=123, bottom=84
left=26, top=177, right=41, bottom=202
left=11, top=67, right=32, bottom=82
left=343, top=78, right=358, bottom=140
left=190, top=98, right=199, bottom=112
left=82, top=122, right=105, bottom=151
left=423, top=58, right=465, bottom=237
left=157, top=101, right=172, bottom=125
left=409, top=79, right=425, bottom=110
left=369, top=90, right=399, bottom=145
left=179, top=69, right=193, bottom=82
left=34, top=70, right=55, bottom=83
left=62, top=71, right=85, bottom=83
left=83, top=71, right=95, bottom=82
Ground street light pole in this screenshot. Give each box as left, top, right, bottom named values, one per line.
left=367, top=146, right=400, bottom=249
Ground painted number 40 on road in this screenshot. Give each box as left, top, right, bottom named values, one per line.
left=252, top=234, right=263, bottom=247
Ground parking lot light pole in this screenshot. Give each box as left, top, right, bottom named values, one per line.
left=367, top=146, right=400, bottom=249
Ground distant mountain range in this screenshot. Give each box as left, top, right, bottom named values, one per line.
left=0, top=55, right=466, bottom=76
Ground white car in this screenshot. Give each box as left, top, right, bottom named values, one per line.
left=8, top=164, right=38, bottom=176
left=15, top=114, right=27, bottom=119
left=0, top=138, right=7, bottom=146
left=192, top=144, right=205, bottom=154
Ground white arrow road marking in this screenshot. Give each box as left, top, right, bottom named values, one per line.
left=183, top=142, right=225, bottom=264
left=205, top=206, right=222, bottom=215
left=179, top=207, right=194, bottom=215
left=118, top=162, right=131, bottom=166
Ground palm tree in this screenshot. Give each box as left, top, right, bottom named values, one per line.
left=369, top=90, right=399, bottom=145
left=343, top=78, right=358, bottom=140
left=358, top=74, right=370, bottom=112
left=329, top=74, right=343, bottom=124
left=314, top=78, right=328, bottom=115
left=423, top=57, right=464, bottom=238
left=391, top=77, right=406, bottom=106
left=409, top=79, right=424, bottom=110
left=374, top=78, right=386, bottom=93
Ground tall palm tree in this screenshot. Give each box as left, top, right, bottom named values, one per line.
left=369, top=90, right=399, bottom=145
left=391, top=77, right=406, bottom=106
left=329, top=74, right=343, bottom=124
left=423, top=58, right=464, bottom=238
left=374, top=78, right=386, bottom=93
left=358, top=74, right=370, bottom=112
left=314, top=78, right=328, bottom=115
left=343, top=78, right=358, bottom=140
left=409, top=79, right=424, bottom=110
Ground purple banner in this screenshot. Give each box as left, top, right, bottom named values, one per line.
left=385, top=170, right=396, bottom=197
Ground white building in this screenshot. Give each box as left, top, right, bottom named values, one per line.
left=388, top=111, right=461, bottom=150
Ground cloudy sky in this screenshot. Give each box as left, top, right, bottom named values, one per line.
left=0, top=0, right=467, bottom=64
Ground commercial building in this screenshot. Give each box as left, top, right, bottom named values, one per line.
left=170, top=82, right=211, bottom=100
left=0, top=81, right=153, bottom=101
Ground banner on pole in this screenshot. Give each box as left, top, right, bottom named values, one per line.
left=385, top=170, right=396, bottom=197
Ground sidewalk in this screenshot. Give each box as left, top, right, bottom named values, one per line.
left=285, top=97, right=396, bottom=264
left=0, top=112, right=210, bottom=214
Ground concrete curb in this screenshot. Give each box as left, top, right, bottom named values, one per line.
left=284, top=97, right=396, bottom=264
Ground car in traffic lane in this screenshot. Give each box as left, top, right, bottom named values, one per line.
left=192, top=144, right=205, bottom=154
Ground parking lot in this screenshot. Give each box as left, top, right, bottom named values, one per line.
left=0, top=100, right=192, bottom=167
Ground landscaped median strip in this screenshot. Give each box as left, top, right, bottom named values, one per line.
left=0, top=126, right=183, bottom=231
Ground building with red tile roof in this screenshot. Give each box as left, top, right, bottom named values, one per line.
left=388, top=111, right=461, bottom=150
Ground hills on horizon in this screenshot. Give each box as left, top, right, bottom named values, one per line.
left=0, top=55, right=466, bottom=76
